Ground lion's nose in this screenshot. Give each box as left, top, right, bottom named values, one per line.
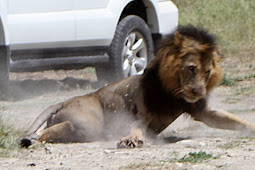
left=192, top=87, right=205, bottom=96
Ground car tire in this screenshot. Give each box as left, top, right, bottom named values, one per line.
left=96, top=15, right=154, bottom=84
left=0, top=46, right=10, bottom=85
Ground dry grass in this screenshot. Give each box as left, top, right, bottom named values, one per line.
left=0, top=115, right=21, bottom=157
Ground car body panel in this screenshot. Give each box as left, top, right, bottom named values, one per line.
left=8, top=11, right=75, bottom=50
left=0, top=0, right=178, bottom=50
left=157, top=1, right=178, bottom=34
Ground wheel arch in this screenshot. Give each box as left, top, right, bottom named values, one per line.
left=119, top=0, right=159, bottom=34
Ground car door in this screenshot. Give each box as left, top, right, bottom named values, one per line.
left=73, top=0, right=116, bottom=46
left=7, top=0, right=75, bottom=49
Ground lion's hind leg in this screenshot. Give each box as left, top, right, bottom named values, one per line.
left=20, top=121, right=74, bottom=147
left=20, top=121, right=75, bottom=147
left=39, top=120, right=75, bottom=143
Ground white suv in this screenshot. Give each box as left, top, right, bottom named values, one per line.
left=0, top=0, right=178, bottom=83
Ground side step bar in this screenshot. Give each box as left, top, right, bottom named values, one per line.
left=10, top=54, right=109, bottom=72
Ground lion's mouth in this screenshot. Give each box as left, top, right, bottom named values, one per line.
left=183, top=95, right=200, bottom=103
left=172, top=88, right=204, bottom=103
left=181, top=86, right=206, bottom=103
left=182, top=92, right=204, bottom=103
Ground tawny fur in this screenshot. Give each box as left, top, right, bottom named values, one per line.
left=20, top=25, right=255, bottom=148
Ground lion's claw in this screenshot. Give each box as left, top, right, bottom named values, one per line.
left=117, top=137, right=144, bottom=149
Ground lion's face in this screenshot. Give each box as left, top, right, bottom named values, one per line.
left=158, top=28, right=223, bottom=103
left=179, top=51, right=214, bottom=103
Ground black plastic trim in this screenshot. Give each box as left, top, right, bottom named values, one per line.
left=11, top=46, right=108, bottom=61
left=0, top=45, right=10, bottom=81
left=10, top=53, right=109, bottom=72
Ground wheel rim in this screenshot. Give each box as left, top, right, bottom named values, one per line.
left=122, top=31, right=148, bottom=77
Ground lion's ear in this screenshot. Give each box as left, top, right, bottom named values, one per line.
left=174, top=31, right=184, bottom=47
left=213, top=47, right=224, bottom=63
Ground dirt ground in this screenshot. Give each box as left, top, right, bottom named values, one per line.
left=0, top=69, right=255, bottom=170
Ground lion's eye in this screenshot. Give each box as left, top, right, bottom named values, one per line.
left=188, top=66, right=196, bottom=73
left=205, top=70, right=211, bottom=77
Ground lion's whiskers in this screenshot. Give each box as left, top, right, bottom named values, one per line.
left=171, top=88, right=184, bottom=98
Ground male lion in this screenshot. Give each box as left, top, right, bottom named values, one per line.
left=20, top=25, right=255, bottom=148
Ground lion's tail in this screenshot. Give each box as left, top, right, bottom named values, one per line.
left=22, top=102, right=64, bottom=138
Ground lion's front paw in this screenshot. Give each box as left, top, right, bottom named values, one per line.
left=117, top=136, right=144, bottom=149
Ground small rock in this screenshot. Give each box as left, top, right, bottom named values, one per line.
left=29, top=149, right=35, bottom=153
left=177, top=139, right=196, bottom=145
left=215, top=139, right=221, bottom=142
left=104, top=149, right=115, bottom=154
left=27, top=163, right=36, bottom=167
left=199, top=142, right=206, bottom=146
left=248, top=148, right=254, bottom=151
left=45, top=147, right=52, bottom=154
left=175, top=163, right=183, bottom=168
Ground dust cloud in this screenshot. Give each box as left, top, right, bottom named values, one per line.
left=103, top=111, right=140, bottom=140
left=0, top=76, right=92, bottom=101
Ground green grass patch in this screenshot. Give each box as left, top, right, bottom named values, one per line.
left=83, top=67, right=96, bottom=74
left=243, top=74, right=255, bottom=80
left=220, top=74, right=237, bottom=86
left=218, top=141, right=241, bottom=149
left=177, top=151, right=219, bottom=163
left=235, top=87, right=255, bottom=95
left=0, top=114, right=22, bottom=157
left=217, top=137, right=253, bottom=149
left=120, top=162, right=159, bottom=169
left=220, top=73, right=255, bottom=87
left=248, top=64, right=255, bottom=70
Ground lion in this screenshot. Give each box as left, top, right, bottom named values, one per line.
left=20, top=25, right=255, bottom=148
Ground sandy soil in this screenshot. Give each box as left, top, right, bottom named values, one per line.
left=0, top=70, right=255, bottom=170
